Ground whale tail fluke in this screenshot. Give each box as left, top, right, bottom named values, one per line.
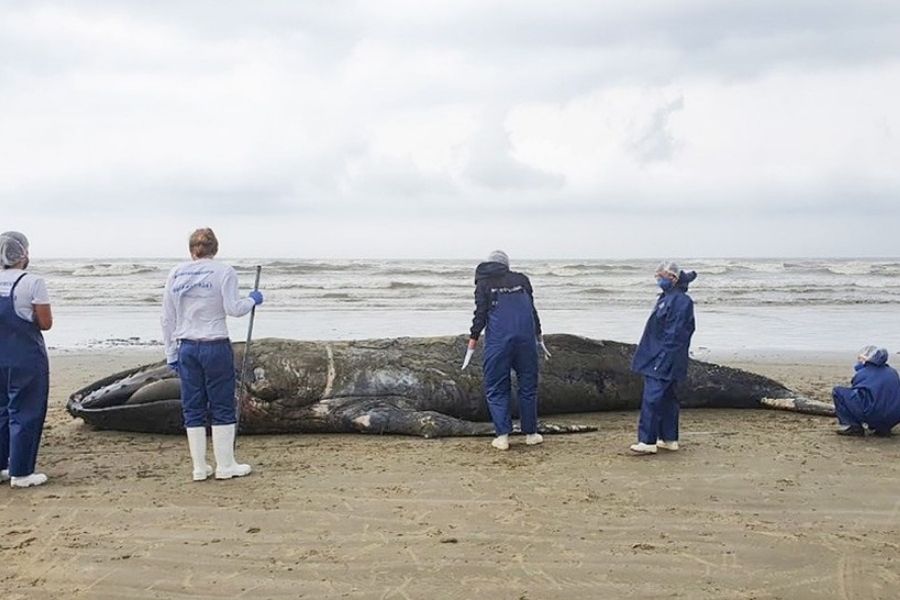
left=760, top=396, right=835, bottom=417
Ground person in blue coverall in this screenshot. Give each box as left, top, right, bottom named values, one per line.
left=0, top=232, right=54, bottom=488
left=465, top=250, right=550, bottom=450
left=832, top=346, right=900, bottom=437
left=630, top=261, right=697, bottom=455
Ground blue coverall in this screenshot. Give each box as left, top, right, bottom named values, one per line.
left=470, top=262, right=542, bottom=436
left=631, top=272, right=696, bottom=445
left=833, top=354, right=900, bottom=435
left=0, top=274, right=49, bottom=477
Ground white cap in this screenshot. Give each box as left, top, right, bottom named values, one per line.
left=0, top=231, right=28, bottom=267
left=487, top=250, right=509, bottom=267
left=858, top=345, right=888, bottom=364
left=656, top=261, right=679, bottom=277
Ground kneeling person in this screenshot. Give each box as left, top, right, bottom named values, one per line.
left=833, top=346, right=900, bottom=437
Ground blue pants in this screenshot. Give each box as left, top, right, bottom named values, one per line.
left=637, top=376, right=679, bottom=444
left=178, top=340, right=236, bottom=428
left=0, top=366, right=49, bottom=477
left=483, top=337, right=539, bottom=436
left=833, top=386, right=899, bottom=433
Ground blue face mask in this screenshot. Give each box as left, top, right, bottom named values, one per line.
left=657, top=278, right=673, bottom=291
left=854, top=362, right=865, bottom=372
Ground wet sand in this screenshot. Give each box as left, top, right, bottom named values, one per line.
left=1, top=350, right=899, bottom=599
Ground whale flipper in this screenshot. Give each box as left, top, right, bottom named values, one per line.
left=343, top=400, right=597, bottom=438
left=348, top=406, right=494, bottom=437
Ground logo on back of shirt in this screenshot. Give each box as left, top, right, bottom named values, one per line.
left=490, top=285, right=525, bottom=295
left=172, top=281, right=213, bottom=294
left=172, top=267, right=215, bottom=295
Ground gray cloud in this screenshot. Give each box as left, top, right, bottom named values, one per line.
left=629, top=96, right=685, bottom=163
left=462, top=108, right=566, bottom=191
left=1, top=1, right=899, bottom=257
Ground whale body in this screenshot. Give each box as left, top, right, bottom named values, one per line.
left=66, top=334, right=834, bottom=437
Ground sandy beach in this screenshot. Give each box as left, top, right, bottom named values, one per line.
left=1, top=349, right=898, bottom=599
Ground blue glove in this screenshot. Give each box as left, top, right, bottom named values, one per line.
left=167, top=361, right=179, bottom=374
left=249, top=290, right=264, bottom=306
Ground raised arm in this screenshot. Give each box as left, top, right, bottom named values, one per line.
left=221, top=267, right=255, bottom=318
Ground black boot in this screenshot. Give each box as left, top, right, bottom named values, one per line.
left=836, top=425, right=865, bottom=436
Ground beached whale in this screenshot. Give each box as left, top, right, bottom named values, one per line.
left=66, top=334, right=835, bottom=437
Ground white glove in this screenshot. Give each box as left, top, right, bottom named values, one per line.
left=462, top=347, right=475, bottom=370
left=538, top=337, right=552, bottom=360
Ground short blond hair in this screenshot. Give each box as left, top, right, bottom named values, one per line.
left=189, top=228, right=219, bottom=258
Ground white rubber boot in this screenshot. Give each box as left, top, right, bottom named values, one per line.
left=491, top=434, right=510, bottom=450
left=629, top=442, right=658, bottom=455
left=0, top=469, right=9, bottom=482
left=525, top=433, right=544, bottom=446
left=212, top=424, right=252, bottom=479
left=10, top=473, right=48, bottom=488
left=186, top=427, right=213, bottom=481
left=656, top=440, right=679, bottom=451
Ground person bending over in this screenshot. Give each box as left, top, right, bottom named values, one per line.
left=466, top=250, right=549, bottom=450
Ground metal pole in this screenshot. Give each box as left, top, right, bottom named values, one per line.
left=236, top=265, right=262, bottom=433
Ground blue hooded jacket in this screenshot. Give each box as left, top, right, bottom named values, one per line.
left=850, top=350, right=900, bottom=423
left=469, top=261, right=542, bottom=343
left=631, top=270, right=697, bottom=381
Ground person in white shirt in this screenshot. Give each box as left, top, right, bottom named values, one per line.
left=161, top=228, right=263, bottom=482
left=0, top=231, right=53, bottom=489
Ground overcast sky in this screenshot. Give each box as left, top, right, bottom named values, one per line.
left=2, top=1, right=899, bottom=258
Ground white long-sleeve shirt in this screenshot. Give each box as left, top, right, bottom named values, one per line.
left=161, top=258, right=255, bottom=362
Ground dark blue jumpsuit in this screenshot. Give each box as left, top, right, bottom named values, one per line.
left=470, top=262, right=542, bottom=436
left=631, top=272, right=696, bottom=445
left=0, top=274, right=49, bottom=477
left=832, top=354, right=900, bottom=435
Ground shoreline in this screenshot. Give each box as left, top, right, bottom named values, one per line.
left=41, top=304, right=900, bottom=359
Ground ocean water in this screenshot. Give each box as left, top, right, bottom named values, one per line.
left=32, top=258, right=900, bottom=357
